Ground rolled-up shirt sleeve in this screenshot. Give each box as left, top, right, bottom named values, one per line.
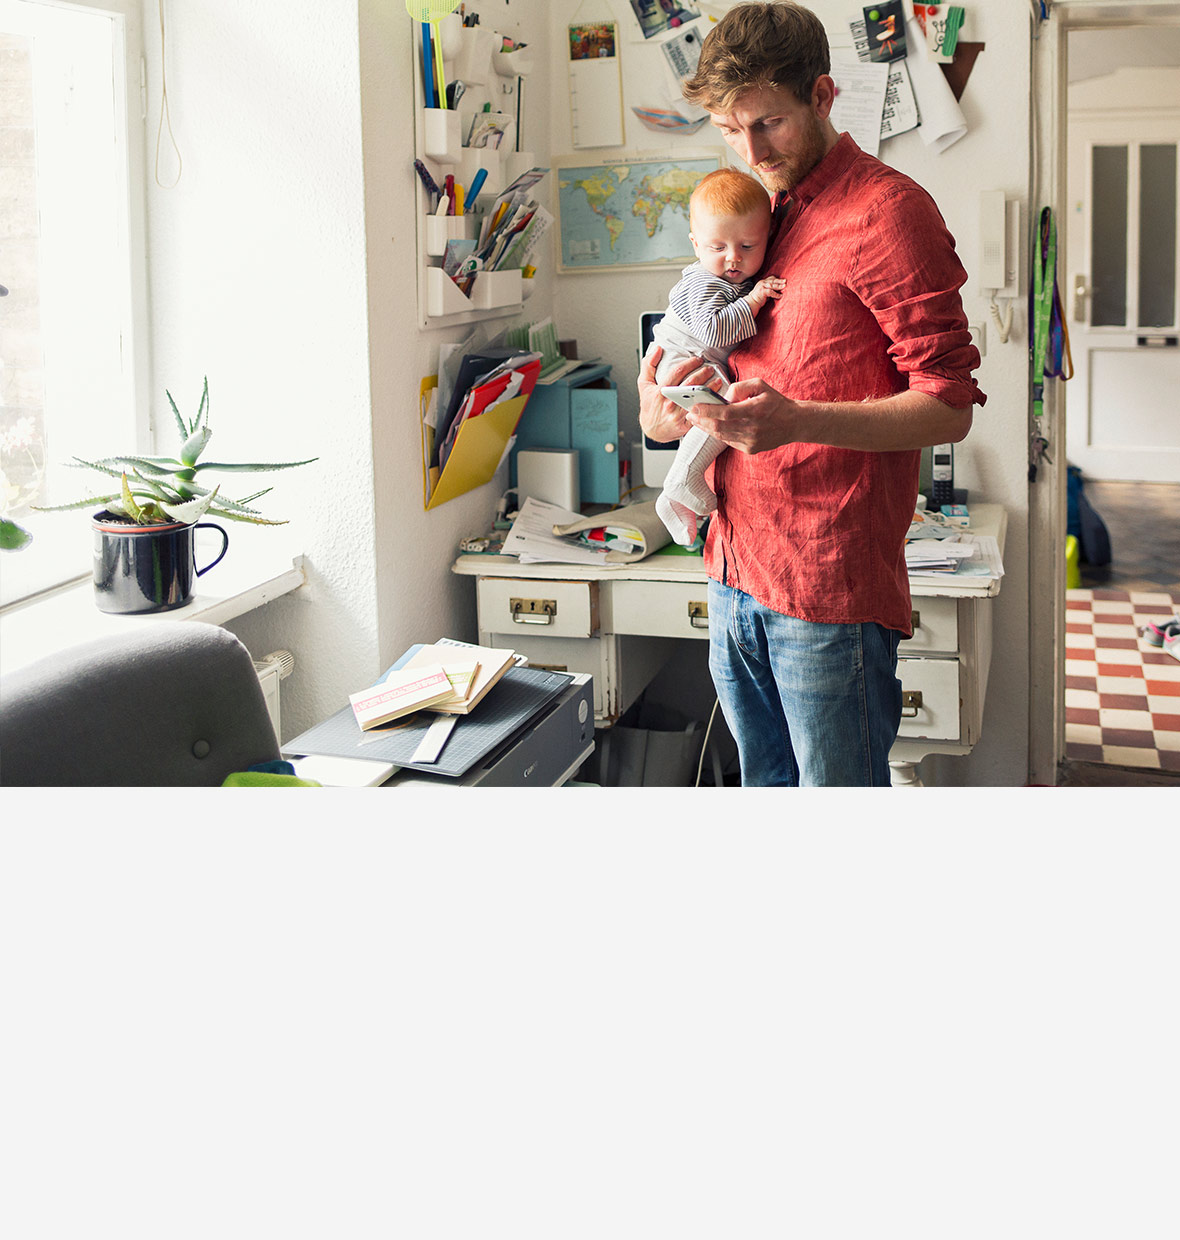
left=853, top=184, right=988, bottom=409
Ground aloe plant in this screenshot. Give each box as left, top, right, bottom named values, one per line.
left=36, top=378, right=316, bottom=526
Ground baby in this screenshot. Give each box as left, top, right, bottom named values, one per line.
left=652, top=167, right=784, bottom=545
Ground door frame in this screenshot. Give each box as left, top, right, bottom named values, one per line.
left=1029, top=0, right=1180, bottom=785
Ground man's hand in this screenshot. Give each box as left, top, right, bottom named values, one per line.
left=685, top=379, right=974, bottom=455
left=685, top=378, right=795, bottom=455
left=637, top=344, right=728, bottom=443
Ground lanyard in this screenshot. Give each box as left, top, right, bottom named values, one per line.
left=1029, top=208, right=1073, bottom=480
left=1031, top=207, right=1056, bottom=424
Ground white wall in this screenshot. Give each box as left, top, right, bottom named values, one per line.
left=144, top=0, right=552, bottom=741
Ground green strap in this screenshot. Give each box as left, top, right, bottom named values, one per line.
left=1032, top=208, right=1056, bottom=422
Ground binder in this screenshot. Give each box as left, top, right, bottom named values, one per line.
left=420, top=356, right=542, bottom=510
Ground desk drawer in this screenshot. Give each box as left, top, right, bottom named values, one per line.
left=900, top=597, right=959, bottom=655
left=896, top=657, right=961, bottom=741
left=477, top=578, right=598, bottom=638
left=607, top=580, right=711, bottom=640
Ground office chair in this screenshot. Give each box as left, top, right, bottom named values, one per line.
left=0, top=622, right=281, bottom=786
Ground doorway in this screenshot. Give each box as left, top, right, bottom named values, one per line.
left=1042, top=11, right=1180, bottom=781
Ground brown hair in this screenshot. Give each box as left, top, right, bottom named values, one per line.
left=690, top=168, right=771, bottom=227
left=682, top=2, right=831, bottom=112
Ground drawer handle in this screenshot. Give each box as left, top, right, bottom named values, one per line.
left=688, top=601, right=709, bottom=629
left=900, top=689, right=924, bottom=718
left=510, top=596, right=557, bottom=625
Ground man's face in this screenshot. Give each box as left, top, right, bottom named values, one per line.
left=690, top=208, right=770, bottom=284
left=709, top=82, right=833, bottom=195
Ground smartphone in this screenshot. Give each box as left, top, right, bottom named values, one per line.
left=660, top=384, right=729, bottom=412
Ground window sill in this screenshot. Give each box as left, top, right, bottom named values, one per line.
left=0, top=526, right=305, bottom=678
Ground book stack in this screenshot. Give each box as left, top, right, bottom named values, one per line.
left=349, top=641, right=519, bottom=732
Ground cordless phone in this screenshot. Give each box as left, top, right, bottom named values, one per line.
left=930, top=443, right=954, bottom=509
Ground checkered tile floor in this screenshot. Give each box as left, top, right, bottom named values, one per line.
left=1065, top=589, right=1180, bottom=772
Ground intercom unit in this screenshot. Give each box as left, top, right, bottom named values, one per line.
left=979, top=190, right=1022, bottom=295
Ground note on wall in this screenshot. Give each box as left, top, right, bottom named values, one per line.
left=568, top=21, right=626, bottom=149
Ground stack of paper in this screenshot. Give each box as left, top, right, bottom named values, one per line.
left=349, top=662, right=478, bottom=730
left=503, top=317, right=600, bottom=384
left=349, top=639, right=522, bottom=735
left=389, top=640, right=519, bottom=715
left=905, top=534, right=1005, bottom=580
left=474, top=168, right=552, bottom=274
left=435, top=350, right=542, bottom=475
left=502, top=497, right=672, bottom=565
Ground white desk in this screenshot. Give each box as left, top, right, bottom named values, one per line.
left=453, top=504, right=1007, bottom=784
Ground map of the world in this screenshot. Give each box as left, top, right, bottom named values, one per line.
left=556, top=156, right=721, bottom=271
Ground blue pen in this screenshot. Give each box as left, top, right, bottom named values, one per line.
left=466, top=167, right=488, bottom=210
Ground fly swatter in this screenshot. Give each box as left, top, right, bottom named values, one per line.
left=406, top=0, right=461, bottom=109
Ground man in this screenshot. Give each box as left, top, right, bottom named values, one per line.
left=638, top=1, right=986, bottom=787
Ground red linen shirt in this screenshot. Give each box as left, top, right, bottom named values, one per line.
left=706, top=134, right=987, bottom=636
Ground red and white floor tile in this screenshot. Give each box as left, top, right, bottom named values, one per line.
left=1065, top=588, right=1180, bottom=772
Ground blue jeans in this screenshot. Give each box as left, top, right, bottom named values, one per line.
left=707, top=579, right=903, bottom=787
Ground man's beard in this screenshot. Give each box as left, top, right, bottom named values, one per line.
left=753, top=111, right=829, bottom=195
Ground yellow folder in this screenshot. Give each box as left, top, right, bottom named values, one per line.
left=420, top=375, right=531, bottom=510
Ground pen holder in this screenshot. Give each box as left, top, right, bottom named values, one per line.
left=470, top=268, right=521, bottom=311
left=436, top=12, right=462, bottom=61
left=424, top=212, right=479, bottom=258
left=493, top=47, right=534, bottom=78
left=453, top=26, right=495, bottom=85
left=426, top=268, right=474, bottom=318
left=457, top=146, right=502, bottom=193
left=423, top=108, right=461, bottom=164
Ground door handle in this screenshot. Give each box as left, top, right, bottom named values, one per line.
left=1073, top=274, right=1090, bottom=323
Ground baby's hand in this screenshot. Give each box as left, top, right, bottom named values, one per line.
left=748, top=275, right=786, bottom=312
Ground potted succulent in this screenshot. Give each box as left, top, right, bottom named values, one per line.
left=36, top=378, right=316, bottom=614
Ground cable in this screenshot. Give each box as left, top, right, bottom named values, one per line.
left=990, top=294, right=1014, bottom=344
left=154, top=1, right=182, bottom=188
left=694, top=696, right=722, bottom=787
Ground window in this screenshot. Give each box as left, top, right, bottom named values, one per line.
left=0, top=0, right=148, bottom=606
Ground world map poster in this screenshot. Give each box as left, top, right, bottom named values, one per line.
left=556, top=154, right=722, bottom=272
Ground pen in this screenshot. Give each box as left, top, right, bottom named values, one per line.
left=454, top=184, right=465, bottom=216
left=414, top=158, right=441, bottom=210
left=444, top=174, right=455, bottom=215
left=465, top=167, right=488, bottom=210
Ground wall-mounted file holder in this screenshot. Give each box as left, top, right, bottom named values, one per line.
left=413, top=16, right=538, bottom=330
left=424, top=267, right=522, bottom=320
left=420, top=365, right=539, bottom=510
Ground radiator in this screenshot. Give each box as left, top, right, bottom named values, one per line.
left=253, top=650, right=294, bottom=740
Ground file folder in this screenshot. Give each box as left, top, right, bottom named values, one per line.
left=420, top=357, right=541, bottom=510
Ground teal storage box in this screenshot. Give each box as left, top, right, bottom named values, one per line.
left=510, top=364, right=619, bottom=505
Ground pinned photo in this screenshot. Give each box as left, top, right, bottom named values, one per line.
left=863, top=0, right=907, bottom=62
left=569, top=21, right=617, bottom=60
left=628, top=0, right=702, bottom=41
